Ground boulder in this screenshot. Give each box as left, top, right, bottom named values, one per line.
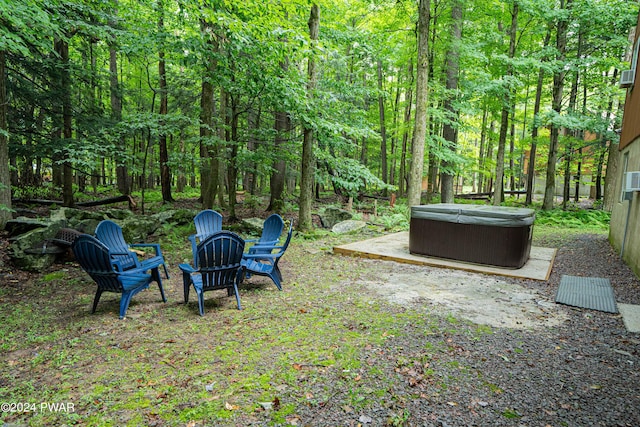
left=151, top=209, right=198, bottom=227
left=5, top=218, right=51, bottom=237
left=241, top=217, right=265, bottom=235
left=319, top=207, right=353, bottom=228
left=121, top=216, right=161, bottom=242
left=331, top=220, right=367, bottom=234
left=8, top=222, right=65, bottom=272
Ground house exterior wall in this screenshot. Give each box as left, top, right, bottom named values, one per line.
left=609, top=140, right=640, bottom=277
left=620, top=24, right=640, bottom=150
left=610, top=12, right=640, bottom=277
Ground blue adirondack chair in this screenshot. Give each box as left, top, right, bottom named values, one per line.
left=245, top=213, right=285, bottom=256
left=188, top=209, right=223, bottom=267
left=72, top=234, right=166, bottom=319
left=242, top=220, right=293, bottom=291
left=95, top=220, right=169, bottom=291
left=179, top=231, right=246, bottom=315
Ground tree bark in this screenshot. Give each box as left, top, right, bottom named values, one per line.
left=493, top=1, right=518, bottom=206
left=298, top=3, right=319, bottom=231
left=399, top=59, right=413, bottom=197
left=199, top=18, right=218, bottom=209
left=0, top=50, right=11, bottom=229
left=109, top=2, right=129, bottom=196
left=407, top=0, right=430, bottom=208
left=526, top=28, right=551, bottom=205
left=440, top=0, right=462, bottom=204
left=377, top=59, right=388, bottom=184
left=158, top=0, right=173, bottom=203
left=543, top=0, right=572, bottom=210
left=54, top=38, right=74, bottom=208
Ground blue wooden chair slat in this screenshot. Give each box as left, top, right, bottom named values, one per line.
left=95, top=220, right=169, bottom=301
left=179, top=231, right=245, bottom=316
left=188, top=210, right=223, bottom=268
left=245, top=214, right=285, bottom=256
left=72, top=234, right=165, bottom=319
left=242, top=220, right=293, bottom=291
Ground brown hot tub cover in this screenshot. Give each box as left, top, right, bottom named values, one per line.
left=409, top=204, right=535, bottom=268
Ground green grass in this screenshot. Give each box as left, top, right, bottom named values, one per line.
left=0, top=200, right=614, bottom=426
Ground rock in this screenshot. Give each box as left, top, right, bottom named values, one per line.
left=151, top=209, right=198, bottom=226
left=242, top=217, right=265, bottom=235
left=331, top=220, right=367, bottom=234
left=319, top=207, right=353, bottom=228
left=121, top=217, right=161, bottom=242
left=5, top=218, right=51, bottom=237
left=8, top=223, right=64, bottom=272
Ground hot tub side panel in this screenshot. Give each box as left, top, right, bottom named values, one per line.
left=409, top=217, right=532, bottom=268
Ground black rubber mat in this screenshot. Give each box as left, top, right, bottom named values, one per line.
left=555, top=275, right=618, bottom=313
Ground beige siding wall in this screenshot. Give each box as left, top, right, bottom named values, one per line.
left=609, top=137, right=640, bottom=277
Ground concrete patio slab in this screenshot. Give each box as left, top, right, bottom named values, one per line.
left=618, top=304, right=640, bottom=333
left=333, top=231, right=555, bottom=281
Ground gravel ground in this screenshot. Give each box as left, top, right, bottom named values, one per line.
left=295, top=233, right=640, bottom=427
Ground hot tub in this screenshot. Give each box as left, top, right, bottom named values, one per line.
left=409, top=204, right=535, bottom=268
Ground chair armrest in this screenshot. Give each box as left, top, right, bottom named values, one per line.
left=130, top=243, right=162, bottom=256
left=242, top=253, right=279, bottom=260
left=178, top=263, right=197, bottom=274
left=109, top=249, right=135, bottom=256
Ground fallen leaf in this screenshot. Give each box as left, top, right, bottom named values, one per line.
left=225, top=402, right=239, bottom=410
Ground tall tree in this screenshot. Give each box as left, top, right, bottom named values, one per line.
left=525, top=27, right=551, bottom=205
left=298, top=4, right=320, bottom=231
left=440, top=0, right=462, bottom=203
left=377, top=59, right=388, bottom=184
left=493, top=1, right=518, bottom=206
left=157, top=0, right=174, bottom=203
left=543, top=0, right=572, bottom=210
left=407, top=0, right=430, bottom=208
left=109, top=1, right=129, bottom=195
left=0, top=50, right=9, bottom=229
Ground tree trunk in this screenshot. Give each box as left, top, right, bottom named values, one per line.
left=478, top=107, right=488, bottom=193
left=267, top=110, right=288, bottom=213
left=228, top=102, right=239, bottom=220
left=526, top=28, right=551, bottom=205
left=267, top=52, right=291, bottom=213
left=440, top=0, right=462, bottom=204
left=217, top=87, right=227, bottom=207
left=407, top=0, right=430, bottom=208
left=389, top=68, right=402, bottom=187
left=54, top=38, right=74, bottom=208
left=543, top=0, right=571, bottom=210
left=298, top=3, right=320, bottom=231
left=399, top=59, right=413, bottom=196
left=199, top=18, right=218, bottom=209
left=377, top=59, right=388, bottom=184
left=0, top=50, right=11, bottom=229
left=603, top=142, right=618, bottom=212
left=110, top=2, right=129, bottom=196
left=493, top=1, right=518, bottom=206
left=158, top=1, right=173, bottom=204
